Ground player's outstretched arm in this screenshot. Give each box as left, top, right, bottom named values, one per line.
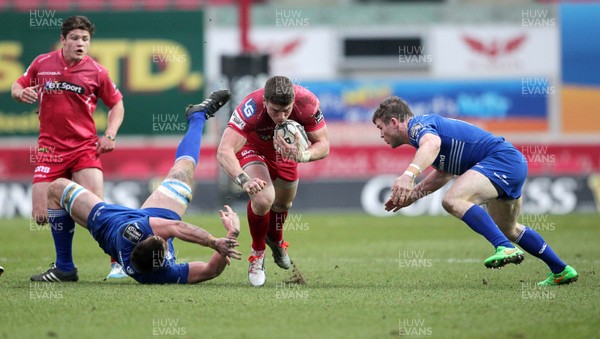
left=187, top=254, right=232, bottom=284
left=386, top=169, right=455, bottom=212
left=386, top=133, right=442, bottom=212
left=149, top=218, right=241, bottom=260
left=150, top=208, right=241, bottom=284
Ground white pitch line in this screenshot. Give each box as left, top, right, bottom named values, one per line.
left=296, top=257, right=600, bottom=264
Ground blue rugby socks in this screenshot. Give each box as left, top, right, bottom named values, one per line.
left=48, top=209, right=76, bottom=272
left=516, top=227, right=566, bottom=274
left=461, top=204, right=514, bottom=248
left=175, top=112, right=206, bottom=166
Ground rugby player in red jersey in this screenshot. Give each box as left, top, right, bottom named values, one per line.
left=11, top=16, right=126, bottom=281
left=217, top=76, right=330, bottom=286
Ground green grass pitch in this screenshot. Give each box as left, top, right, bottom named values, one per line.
left=1, top=213, right=599, bottom=338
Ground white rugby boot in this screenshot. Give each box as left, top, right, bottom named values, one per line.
left=248, top=250, right=266, bottom=287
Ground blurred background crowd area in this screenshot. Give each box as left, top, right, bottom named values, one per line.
left=1, top=0, right=599, bottom=216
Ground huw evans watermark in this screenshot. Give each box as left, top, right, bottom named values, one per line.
left=29, top=10, right=63, bottom=29
left=275, top=281, right=309, bottom=300
left=152, top=318, right=187, bottom=336
left=275, top=9, right=309, bottom=27
left=399, top=250, right=432, bottom=268
left=152, top=114, right=187, bottom=134
left=399, top=318, right=432, bottom=336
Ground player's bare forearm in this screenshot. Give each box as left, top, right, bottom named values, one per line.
left=187, top=254, right=231, bottom=284
left=218, top=149, right=244, bottom=181
left=150, top=218, right=215, bottom=248
left=10, top=82, right=24, bottom=101
left=150, top=217, right=242, bottom=260
left=177, top=221, right=217, bottom=248
left=414, top=169, right=454, bottom=198
left=217, top=127, right=248, bottom=180
left=305, top=140, right=329, bottom=161
left=208, top=252, right=231, bottom=273
left=305, top=125, right=330, bottom=161
left=105, top=100, right=124, bottom=137
left=217, top=129, right=267, bottom=194
left=97, top=101, right=124, bottom=154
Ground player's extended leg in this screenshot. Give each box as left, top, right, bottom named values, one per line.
left=141, top=157, right=196, bottom=218
left=265, top=178, right=298, bottom=270
left=47, top=178, right=102, bottom=227
left=244, top=162, right=275, bottom=287
left=31, top=178, right=103, bottom=282
left=31, top=182, right=50, bottom=224
left=141, top=90, right=230, bottom=217
left=487, top=198, right=578, bottom=286
left=443, top=170, right=524, bottom=269
left=72, top=168, right=103, bottom=199
left=32, top=180, right=78, bottom=276
left=72, top=167, right=126, bottom=279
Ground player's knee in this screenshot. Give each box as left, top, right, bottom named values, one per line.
left=251, top=194, right=275, bottom=214
left=272, top=201, right=292, bottom=212
left=441, top=195, right=460, bottom=216
left=48, top=178, right=70, bottom=201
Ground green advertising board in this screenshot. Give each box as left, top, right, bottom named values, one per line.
left=0, top=10, right=205, bottom=136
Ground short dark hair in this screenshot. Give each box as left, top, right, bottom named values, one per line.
left=130, top=236, right=165, bottom=274
left=264, top=76, right=295, bottom=106
left=61, top=15, right=95, bottom=38
left=372, top=96, right=414, bottom=124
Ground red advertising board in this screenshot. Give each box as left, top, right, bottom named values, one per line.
left=2, top=144, right=599, bottom=181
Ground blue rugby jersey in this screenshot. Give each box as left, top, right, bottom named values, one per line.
left=407, top=115, right=512, bottom=175
left=87, top=203, right=189, bottom=284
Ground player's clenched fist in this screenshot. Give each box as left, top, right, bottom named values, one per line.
left=242, top=178, right=267, bottom=195
left=18, top=85, right=39, bottom=104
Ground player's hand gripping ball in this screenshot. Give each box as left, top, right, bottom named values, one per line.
left=274, top=119, right=309, bottom=152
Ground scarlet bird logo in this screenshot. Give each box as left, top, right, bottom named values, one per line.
left=263, top=37, right=303, bottom=57
left=462, top=34, right=527, bottom=58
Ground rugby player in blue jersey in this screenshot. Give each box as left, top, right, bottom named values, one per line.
left=373, top=96, right=578, bottom=286
left=31, top=90, right=242, bottom=284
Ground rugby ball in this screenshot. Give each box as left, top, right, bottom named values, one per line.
left=274, top=120, right=309, bottom=152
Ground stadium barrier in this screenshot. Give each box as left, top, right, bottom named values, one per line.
left=1, top=144, right=599, bottom=218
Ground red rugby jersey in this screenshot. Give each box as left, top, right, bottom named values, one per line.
left=228, top=85, right=325, bottom=155
left=17, top=49, right=122, bottom=152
